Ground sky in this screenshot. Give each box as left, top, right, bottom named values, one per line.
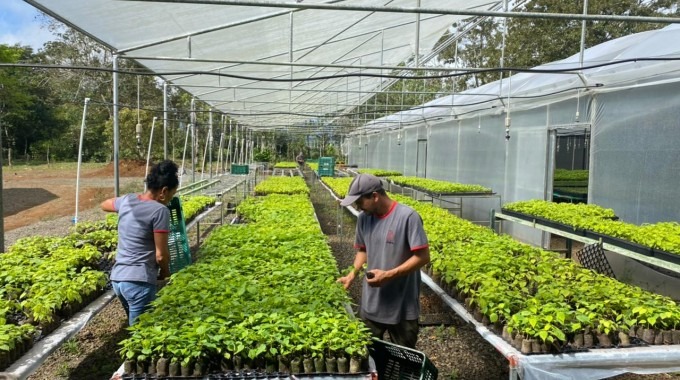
left=0, top=0, right=56, bottom=50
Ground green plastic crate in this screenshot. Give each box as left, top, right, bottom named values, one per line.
left=369, top=339, right=438, bottom=380
left=167, top=196, right=192, bottom=273
left=231, top=164, right=249, bottom=175
left=317, top=157, right=335, bottom=177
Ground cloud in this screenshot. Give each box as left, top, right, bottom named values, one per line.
left=0, top=1, right=56, bottom=50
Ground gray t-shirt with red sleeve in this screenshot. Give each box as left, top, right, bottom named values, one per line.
left=354, top=202, right=429, bottom=324
left=110, top=194, right=170, bottom=285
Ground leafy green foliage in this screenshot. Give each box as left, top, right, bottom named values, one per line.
left=321, top=177, right=353, bottom=198
left=554, top=169, right=589, bottom=182
left=357, top=169, right=402, bottom=177
left=119, top=193, right=372, bottom=369
left=274, top=161, right=298, bottom=169
left=180, top=195, right=216, bottom=222
left=390, top=194, right=680, bottom=345
left=388, top=176, right=491, bottom=194
left=254, top=177, right=309, bottom=196
left=504, top=200, right=680, bottom=255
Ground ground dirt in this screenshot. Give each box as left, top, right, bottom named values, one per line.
left=2, top=161, right=147, bottom=232
left=4, top=166, right=680, bottom=380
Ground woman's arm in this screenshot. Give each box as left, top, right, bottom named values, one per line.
left=154, top=232, right=171, bottom=280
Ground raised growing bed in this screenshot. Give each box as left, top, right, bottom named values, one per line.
left=503, top=200, right=680, bottom=259
left=396, top=196, right=680, bottom=354
left=0, top=226, right=114, bottom=371
left=583, top=231, right=653, bottom=257
left=386, top=176, right=491, bottom=195
left=1, top=194, right=217, bottom=373
left=115, top=178, right=373, bottom=378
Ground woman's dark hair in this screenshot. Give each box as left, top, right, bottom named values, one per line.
left=146, top=160, right=179, bottom=191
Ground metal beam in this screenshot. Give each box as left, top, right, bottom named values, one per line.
left=122, top=0, right=680, bottom=24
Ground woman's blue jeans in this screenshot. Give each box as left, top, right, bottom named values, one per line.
left=112, top=281, right=156, bottom=326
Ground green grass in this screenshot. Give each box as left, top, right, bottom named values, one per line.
left=3, top=162, right=108, bottom=171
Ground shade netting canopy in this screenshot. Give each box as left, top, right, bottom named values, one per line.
left=26, top=0, right=500, bottom=130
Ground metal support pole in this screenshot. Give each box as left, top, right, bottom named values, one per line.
left=566, top=238, right=573, bottom=259
left=163, top=82, right=168, bottom=159
left=74, top=97, right=91, bottom=226
left=579, top=0, right=589, bottom=68
left=414, top=0, right=421, bottom=67
left=191, top=97, right=196, bottom=183
left=209, top=110, right=213, bottom=179
left=227, top=119, right=233, bottom=169
left=113, top=56, right=120, bottom=196
left=196, top=221, right=201, bottom=246
left=288, top=11, right=294, bottom=126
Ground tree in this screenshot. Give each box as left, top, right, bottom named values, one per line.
left=443, top=0, right=679, bottom=90
left=0, top=44, right=66, bottom=164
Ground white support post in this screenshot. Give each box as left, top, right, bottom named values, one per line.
left=74, top=98, right=91, bottom=226
left=144, top=117, right=158, bottom=192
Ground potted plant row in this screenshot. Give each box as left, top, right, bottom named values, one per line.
left=117, top=192, right=373, bottom=377
left=356, top=168, right=403, bottom=177
left=386, top=176, right=492, bottom=195
left=391, top=194, right=680, bottom=354
left=180, top=195, right=217, bottom=223
left=0, top=194, right=215, bottom=371
left=502, top=200, right=680, bottom=260
left=254, top=177, right=309, bottom=196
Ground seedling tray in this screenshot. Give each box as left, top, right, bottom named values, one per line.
left=584, top=231, right=653, bottom=257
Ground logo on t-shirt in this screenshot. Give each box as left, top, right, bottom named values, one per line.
left=386, top=230, right=395, bottom=244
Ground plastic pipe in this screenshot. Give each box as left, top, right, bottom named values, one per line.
left=144, top=117, right=158, bottom=192
left=179, top=123, right=190, bottom=187
left=74, top=98, right=90, bottom=226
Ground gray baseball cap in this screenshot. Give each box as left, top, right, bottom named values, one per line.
left=340, top=174, right=384, bottom=206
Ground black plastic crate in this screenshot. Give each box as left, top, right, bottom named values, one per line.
left=368, top=339, right=437, bottom=380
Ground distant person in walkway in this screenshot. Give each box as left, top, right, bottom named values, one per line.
left=337, top=174, right=430, bottom=348
left=296, top=152, right=305, bottom=169
left=101, top=160, right=179, bottom=325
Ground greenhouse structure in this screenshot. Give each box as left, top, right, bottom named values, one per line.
left=3, top=1, right=680, bottom=380
left=347, top=24, right=680, bottom=231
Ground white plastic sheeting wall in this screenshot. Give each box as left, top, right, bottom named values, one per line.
left=347, top=85, right=678, bottom=245
left=348, top=24, right=680, bottom=240
left=590, top=82, right=680, bottom=224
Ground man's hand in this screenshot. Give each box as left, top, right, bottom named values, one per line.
left=366, top=269, right=390, bottom=287
left=337, top=271, right=356, bottom=290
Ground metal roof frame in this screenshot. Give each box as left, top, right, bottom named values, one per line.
left=26, top=0, right=504, bottom=130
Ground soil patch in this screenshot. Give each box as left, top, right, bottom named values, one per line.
left=85, top=160, right=149, bottom=178
left=1, top=162, right=145, bottom=232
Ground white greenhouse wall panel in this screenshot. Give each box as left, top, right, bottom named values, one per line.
left=348, top=82, right=679, bottom=245
left=426, top=120, right=459, bottom=182
left=590, top=83, right=680, bottom=224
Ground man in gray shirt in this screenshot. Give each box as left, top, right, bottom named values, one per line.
left=337, top=174, right=430, bottom=348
